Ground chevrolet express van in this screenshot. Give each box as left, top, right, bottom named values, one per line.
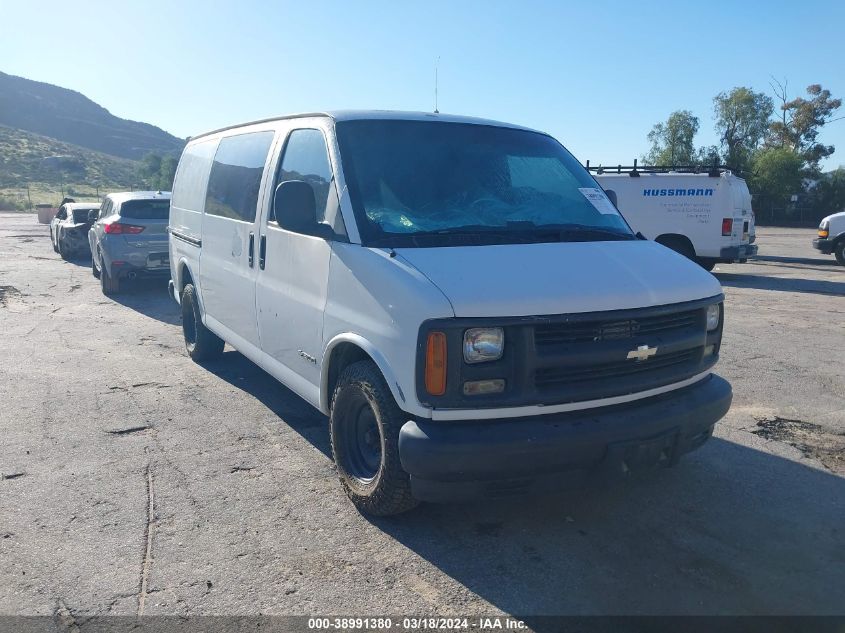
left=168, top=111, right=732, bottom=515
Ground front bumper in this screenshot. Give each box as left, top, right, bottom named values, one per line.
left=398, top=374, right=731, bottom=502
left=813, top=238, right=834, bottom=254
left=719, top=244, right=757, bottom=262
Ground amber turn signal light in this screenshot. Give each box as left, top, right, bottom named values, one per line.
left=818, top=229, right=829, bottom=238
left=425, top=332, right=447, bottom=396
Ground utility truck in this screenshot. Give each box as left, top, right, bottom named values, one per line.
left=592, top=163, right=757, bottom=271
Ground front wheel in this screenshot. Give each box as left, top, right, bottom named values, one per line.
left=330, top=361, right=418, bottom=516
left=57, top=236, right=68, bottom=260
left=835, top=241, right=845, bottom=266
left=91, top=252, right=100, bottom=278
left=181, top=283, right=224, bottom=361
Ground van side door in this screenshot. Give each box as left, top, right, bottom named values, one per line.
left=199, top=130, right=275, bottom=347
left=255, top=125, right=345, bottom=399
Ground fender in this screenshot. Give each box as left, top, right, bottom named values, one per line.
left=173, top=257, right=208, bottom=318
left=320, top=333, right=408, bottom=416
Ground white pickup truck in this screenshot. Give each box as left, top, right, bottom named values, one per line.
left=592, top=166, right=758, bottom=271
left=813, top=211, right=845, bottom=265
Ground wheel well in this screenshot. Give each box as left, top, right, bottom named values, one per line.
left=655, top=233, right=696, bottom=257
left=179, top=263, right=194, bottom=291
left=326, top=343, right=373, bottom=403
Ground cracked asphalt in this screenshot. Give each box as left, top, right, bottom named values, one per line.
left=0, top=213, right=843, bottom=618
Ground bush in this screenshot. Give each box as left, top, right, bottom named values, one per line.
left=0, top=195, right=27, bottom=211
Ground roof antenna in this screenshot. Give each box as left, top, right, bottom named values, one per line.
left=434, top=56, right=440, bottom=114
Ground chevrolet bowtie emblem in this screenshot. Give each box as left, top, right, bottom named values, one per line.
left=627, top=344, right=657, bottom=361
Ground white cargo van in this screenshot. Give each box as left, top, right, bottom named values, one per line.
left=168, top=111, right=731, bottom=515
left=593, top=166, right=758, bottom=271
left=813, top=211, right=845, bottom=265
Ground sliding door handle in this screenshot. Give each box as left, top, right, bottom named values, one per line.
left=259, top=234, right=267, bottom=270
left=248, top=232, right=255, bottom=267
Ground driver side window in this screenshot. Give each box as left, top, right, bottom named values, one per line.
left=272, top=128, right=346, bottom=238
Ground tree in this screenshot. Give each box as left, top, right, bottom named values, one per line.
left=748, top=147, right=803, bottom=201
left=137, top=152, right=178, bottom=190
left=808, top=167, right=845, bottom=216
left=713, top=87, right=773, bottom=172
left=645, top=110, right=700, bottom=165
left=767, top=82, right=841, bottom=172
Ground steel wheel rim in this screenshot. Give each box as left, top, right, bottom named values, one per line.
left=343, top=399, right=382, bottom=483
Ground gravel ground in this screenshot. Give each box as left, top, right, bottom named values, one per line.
left=0, top=214, right=843, bottom=619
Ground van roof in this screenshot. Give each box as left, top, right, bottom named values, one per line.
left=104, top=191, right=172, bottom=205
left=189, top=110, right=543, bottom=141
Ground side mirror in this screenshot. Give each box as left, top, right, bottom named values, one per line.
left=274, top=180, right=333, bottom=239
left=87, top=210, right=98, bottom=222
left=604, top=188, right=618, bottom=208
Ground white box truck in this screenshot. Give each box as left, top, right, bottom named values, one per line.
left=592, top=165, right=758, bottom=271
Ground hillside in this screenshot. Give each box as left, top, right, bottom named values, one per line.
left=0, top=125, right=138, bottom=186
left=0, top=71, right=184, bottom=160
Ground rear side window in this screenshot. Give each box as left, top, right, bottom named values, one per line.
left=205, top=131, right=275, bottom=222
left=120, top=200, right=171, bottom=220
left=172, top=140, right=218, bottom=212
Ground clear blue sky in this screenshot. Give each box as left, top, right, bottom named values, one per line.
left=3, top=0, right=844, bottom=169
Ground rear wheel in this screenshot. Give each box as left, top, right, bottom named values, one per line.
left=835, top=241, right=845, bottom=266
left=100, top=256, right=120, bottom=295
left=57, top=235, right=68, bottom=260
left=181, top=283, right=224, bottom=361
left=330, top=360, right=418, bottom=516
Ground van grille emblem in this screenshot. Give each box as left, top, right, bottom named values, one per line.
left=626, top=344, right=657, bottom=362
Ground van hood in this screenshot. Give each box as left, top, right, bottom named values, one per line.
left=395, top=240, right=723, bottom=317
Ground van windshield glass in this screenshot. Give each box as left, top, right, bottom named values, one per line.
left=119, top=200, right=170, bottom=220
left=335, top=120, right=633, bottom=247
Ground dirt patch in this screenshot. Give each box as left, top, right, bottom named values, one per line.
left=752, top=416, right=845, bottom=475
left=0, top=285, right=23, bottom=307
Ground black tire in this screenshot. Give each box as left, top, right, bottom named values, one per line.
left=51, top=231, right=58, bottom=253
left=330, top=360, right=418, bottom=516
left=57, top=235, right=68, bottom=260
left=695, top=257, right=717, bottom=272
left=91, top=252, right=100, bottom=279
left=100, top=256, right=120, bottom=295
left=181, top=283, right=224, bottom=361
left=835, top=241, right=845, bottom=266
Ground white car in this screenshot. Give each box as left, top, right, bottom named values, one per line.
left=168, top=111, right=732, bottom=515
left=49, top=202, right=101, bottom=259
left=814, top=211, right=845, bottom=265
left=593, top=167, right=758, bottom=271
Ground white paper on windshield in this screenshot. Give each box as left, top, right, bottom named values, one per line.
left=578, top=188, right=618, bottom=214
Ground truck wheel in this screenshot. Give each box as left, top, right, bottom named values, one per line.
left=181, top=283, right=224, bottom=361
left=835, top=241, right=845, bottom=266
left=100, top=256, right=120, bottom=295
left=330, top=360, right=418, bottom=516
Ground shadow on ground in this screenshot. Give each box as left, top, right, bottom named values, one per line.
left=716, top=272, right=844, bottom=296
left=109, top=278, right=181, bottom=325
left=372, top=438, right=844, bottom=619
left=181, top=346, right=845, bottom=617
left=202, top=349, right=330, bottom=457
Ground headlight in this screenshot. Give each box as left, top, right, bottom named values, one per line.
left=706, top=304, right=721, bottom=331
left=463, top=327, right=504, bottom=363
